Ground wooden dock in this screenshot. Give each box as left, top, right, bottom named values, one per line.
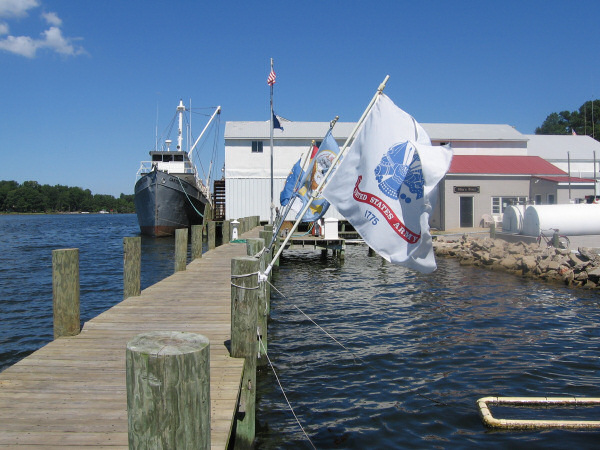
left=0, top=227, right=260, bottom=449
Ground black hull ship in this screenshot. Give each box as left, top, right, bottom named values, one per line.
left=134, top=100, right=221, bottom=237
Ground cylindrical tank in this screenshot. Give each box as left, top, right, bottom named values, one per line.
left=522, top=204, right=600, bottom=236
left=502, top=205, right=526, bottom=233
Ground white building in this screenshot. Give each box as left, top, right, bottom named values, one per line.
left=224, top=120, right=600, bottom=228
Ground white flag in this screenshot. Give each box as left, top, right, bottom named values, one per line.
left=322, top=94, right=452, bottom=273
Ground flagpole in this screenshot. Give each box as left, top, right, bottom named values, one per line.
left=269, top=58, right=275, bottom=224
left=269, top=115, right=337, bottom=250
left=261, top=75, right=390, bottom=278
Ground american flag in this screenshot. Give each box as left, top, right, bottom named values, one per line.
left=267, top=69, right=276, bottom=86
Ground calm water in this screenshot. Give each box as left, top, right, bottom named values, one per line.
left=0, top=214, right=176, bottom=371
left=1, top=215, right=599, bottom=448
left=255, top=248, right=600, bottom=448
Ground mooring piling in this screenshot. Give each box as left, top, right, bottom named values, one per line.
left=52, top=248, right=80, bottom=339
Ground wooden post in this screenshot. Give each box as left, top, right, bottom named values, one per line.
left=191, top=224, right=204, bottom=259
left=263, top=224, right=279, bottom=267
left=368, top=247, right=375, bottom=257
left=175, top=228, right=187, bottom=272
left=222, top=220, right=231, bottom=245
left=208, top=221, right=216, bottom=250
left=52, top=248, right=80, bottom=339
left=126, top=331, right=210, bottom=449
left=552, top=230, right=560, bottom=248
left=490, top=222, right=496, bottom=239
left=204, top=203, right=213, bottom=222
left=231, top=256, right=259, bottom=447
left=123, top=237, right=141, bottom=299
left=246, top=238, right=267, bottom=362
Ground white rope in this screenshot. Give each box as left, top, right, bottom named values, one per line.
left=230, top=271, right=261, bottom=290
left=266, top=279, right=365, bottom=365
left=258, top=333, right=316, bottom=449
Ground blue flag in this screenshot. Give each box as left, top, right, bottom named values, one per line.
left=280, top=159, right=304, bottom=206
left=273, top=112, right=283, bottom=130
left=288, top=131, right=341, bottom=222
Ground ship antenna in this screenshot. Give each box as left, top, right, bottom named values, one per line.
left=176, top=99, right=185, bottom=151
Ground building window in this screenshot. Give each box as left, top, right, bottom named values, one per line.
left=547, top=194, right=555, bottom=204
left=535, top=195, right=542, bottom=205
left=251, top=141, right=263, bottom=153
left=491, top=196, right=527, bottom=214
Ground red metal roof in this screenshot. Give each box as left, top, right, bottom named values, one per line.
left=448, top=155, right=566, bottom=175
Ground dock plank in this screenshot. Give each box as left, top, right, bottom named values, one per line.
left=0, top=228, right=259, bottom=449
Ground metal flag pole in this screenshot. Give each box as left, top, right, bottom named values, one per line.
left=261, top=75, right=390, bottom=280
left=269, top=115, right=339, bottom=250
left=271, top=140, right=317, bottom=244
left=269, top=58, right=275, bottom=224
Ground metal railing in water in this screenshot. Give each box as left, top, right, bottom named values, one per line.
left=477, top=396, right=600, bottom=429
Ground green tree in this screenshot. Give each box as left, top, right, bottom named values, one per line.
left=0, top=180, right=135, bottom=213
left=536, top=100, right=600, bottom=140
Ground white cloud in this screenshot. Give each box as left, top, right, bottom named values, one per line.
left=0, top=1, right=85, bottom=58
left=41, top=11, right=60, bottom=26
left=0, top=33, right=36, bottom=57
left=40, top=26, right=82, bottom=56
left=0, top=0, right=39, bottom=18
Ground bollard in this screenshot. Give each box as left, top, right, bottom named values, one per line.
left=123, top=237, right=141, bottom=299
left=231, top=256, right=259, bottom=447
left=222, top=220, right=231, bottom=245
left=126, top=331, right=210, bottom=449
left=259, top=229, right=273, bottom=295
left=191, top=224, right=204, bottom=259
left=552, top=230, right=560, bottom=248
left=52, top=248, right=80, bottom=339
left=175, top=228, right=188, bottom=272
left=208, top=221, right=216, bottom=250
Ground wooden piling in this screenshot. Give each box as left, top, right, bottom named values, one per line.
left=263, top=224, right=279, bottom=267
left=191, top=224, right=204, bottom=259
left=123, top=237, right=141, bottom=299
left=52, top=248, right=80, bottom=339
left=175, top=228, right=188, bottom=272
left=246, top=238, right=267, bottom=361
left=490, top=222, right=496, bottom=239
left=126, top=331, right=211, bottom=450
left=222, top=220, right=231, bottom=245
left=208, top=221, right=216, bottom=250
left=230, top=256, right=259, bottom=447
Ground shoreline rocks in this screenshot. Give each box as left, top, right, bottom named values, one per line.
left=433, top=235, right=600, bottom=290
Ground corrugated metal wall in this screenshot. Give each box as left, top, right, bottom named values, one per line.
left=225, top=177, right=345, bottom=222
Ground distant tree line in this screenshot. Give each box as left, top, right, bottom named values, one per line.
left=536, top=100, right=600, bottom=140
left=0, top=180, right=135, bottom=213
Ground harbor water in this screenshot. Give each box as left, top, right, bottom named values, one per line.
left=1, top=214, right=599, bottom=448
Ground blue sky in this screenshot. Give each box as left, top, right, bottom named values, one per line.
left=1, top=0, right=599, bottom=197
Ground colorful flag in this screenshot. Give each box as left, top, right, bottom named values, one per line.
left=280, top=159, right=304, bottom=207
left=572, top=128, right=577, bottom=135
left=267, top=69, right=276, bottom=86
left=288, top=131, right=341, bottom=222
left=323, top=94, right=452, bottom=273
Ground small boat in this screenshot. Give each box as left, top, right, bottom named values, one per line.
left=134, top=100, right=221, bottom=237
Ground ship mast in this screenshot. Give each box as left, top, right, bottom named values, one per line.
left=176, top=99, right=185, bottom=151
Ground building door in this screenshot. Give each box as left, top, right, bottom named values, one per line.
left=459, top=196, right=473, bottom=227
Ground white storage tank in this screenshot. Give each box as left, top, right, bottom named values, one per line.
left=502, top=205, right=526, bottom=233
left=522, top=204, right=600, bottom=236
